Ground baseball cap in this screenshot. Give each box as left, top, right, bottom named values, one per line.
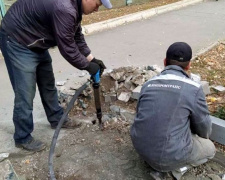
left=166, top=42, right=192, bottom=62
left=101, top=0, right=112, bottom=9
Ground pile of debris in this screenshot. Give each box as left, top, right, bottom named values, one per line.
left=57, top=65, right=162, bottom=106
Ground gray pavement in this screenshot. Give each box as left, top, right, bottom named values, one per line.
left=0, top=0, right=225, bottom=153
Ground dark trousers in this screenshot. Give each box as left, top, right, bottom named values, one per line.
left=0, top=31, right=63, bottom=143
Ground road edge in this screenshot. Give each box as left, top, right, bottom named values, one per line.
left=82, top=0, right=203, bottom=35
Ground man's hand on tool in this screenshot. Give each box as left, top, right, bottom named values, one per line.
left=85, top=61, right=100, bottom=75
left=91, top=58, right=106, bottom=76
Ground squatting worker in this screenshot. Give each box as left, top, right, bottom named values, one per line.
left=0, top=0, right=112, bottom=152
left=131, top=42, right=216, bottom=180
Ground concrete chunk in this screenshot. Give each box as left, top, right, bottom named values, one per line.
left=131, top=86, right=142, bottom=100
left=118, top=92, right=131, bottom=102
left=200, top=81, right=210, bottom=95
left=104, top=93, right=117, bottom=103
left=56, top=81, right=66, bottom=86
left=212, top=85, right=225, bottom=92
left=0, top=153, right=9, bottom=162
left=131, top=75, right=145, bottom=86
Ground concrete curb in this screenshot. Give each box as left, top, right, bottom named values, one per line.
left=82, top=0, right=203, bottom=35
left=210, top=115, right=225, bottom=145
left=192, top=39, right=225, bottom=60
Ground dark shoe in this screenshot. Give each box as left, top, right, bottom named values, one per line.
left=51, top=118, right=82, bottom=129
left=15, top=138, right=46, bottom=152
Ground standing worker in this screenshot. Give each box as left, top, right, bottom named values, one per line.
left=131, top=42, right=216, bottom=180
left=0, top=0, right=112, bottom=152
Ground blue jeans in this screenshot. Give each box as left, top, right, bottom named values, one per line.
left=0, top=30, right=63, bottom=143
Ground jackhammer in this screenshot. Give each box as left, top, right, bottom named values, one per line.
left=48, top=70, right=102, bottom=180
left=91, top=70, right=103, bottom=129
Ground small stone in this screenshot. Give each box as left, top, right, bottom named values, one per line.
left=82, top=111, right=87, bottom=116
left=102, top=114, right=111, bottom=122
left=146, top=65, right=155, bottom=71
left=212, top=85, right=225, bottom=92
left=131, top=86, right=142, bottom=100
left=104, top=94, right=112, bottom=103
left=131, top=75, right=145, bottom=86
left=118, top=92, right=131, bottom=102
left=115, top=81, right=119, bottom=91
left=56, top=81, right=67, bottom=86
left=79, top=71, right=87, bottom=77
left=124, top=81, right=136, bottom=91
left=0, top=153, right=9, bottom=162
left=110, top=71, right=125, bottom=81
left=200, top=81, right=210, bottom=95
left=110, top=105, right=120, bottom=114
left=108, top=117, right=118, bottom=124
left=101, top=86, right=106, bottom=92
left=152, top=65, right=163, bottom=74
left=190, top=73, right=201, bottom=83
left=144, top=71, right=157, bottom=81
left=118, top=82, right=124, bottom=89
left=110, top=94, right=117, bottom=102
left=120, top=108, right=136, bottom=122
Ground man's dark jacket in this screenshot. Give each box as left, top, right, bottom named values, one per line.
left=1, top=0, right=90, bottom=69
left=131, top=65, right=212, bottom=171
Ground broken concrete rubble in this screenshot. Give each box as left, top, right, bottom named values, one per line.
left=201, top=81, right=210, bottom=95
left=118, top=92, right=131, bottom=102
left=57, top=65, right=162, bottom=107
left=212, top=85, right=225, bottom=92
left=0, top=153, right=9, bottom=162
left=131, top=86, right=142, bottom=100
left=56, top=81, right=67, bottom=86
left=104, top=93, right=117, bottom=103
left=131, top=74, right=145, bottom=86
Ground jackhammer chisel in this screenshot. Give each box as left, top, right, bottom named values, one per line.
left=91, top=70, right=103, bottom=129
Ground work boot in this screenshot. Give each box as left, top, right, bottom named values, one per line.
left=15, top=138, right=46, bottom=152
left=51, top=117, right=82, bottom=129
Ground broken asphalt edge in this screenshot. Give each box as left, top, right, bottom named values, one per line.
left=82, top=0, right=204, bottom=35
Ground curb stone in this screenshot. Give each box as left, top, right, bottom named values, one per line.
left=210, top=115, right=225, bottom=145
left=82, top=0, right=204, bottom=35
left=192, top=41, right=220, bottom=60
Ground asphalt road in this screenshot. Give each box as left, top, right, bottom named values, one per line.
left=0, top=0, right=225, bottom=153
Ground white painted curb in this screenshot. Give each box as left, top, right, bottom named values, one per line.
left=82, top=0, right=203, bottom=35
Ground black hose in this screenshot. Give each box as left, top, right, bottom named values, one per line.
left=48, top=80, right=90, bottom=180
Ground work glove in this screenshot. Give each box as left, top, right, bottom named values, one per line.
left=84, top=61, right=100, bottom=75
left=91, top=58, right=106, bottom=76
